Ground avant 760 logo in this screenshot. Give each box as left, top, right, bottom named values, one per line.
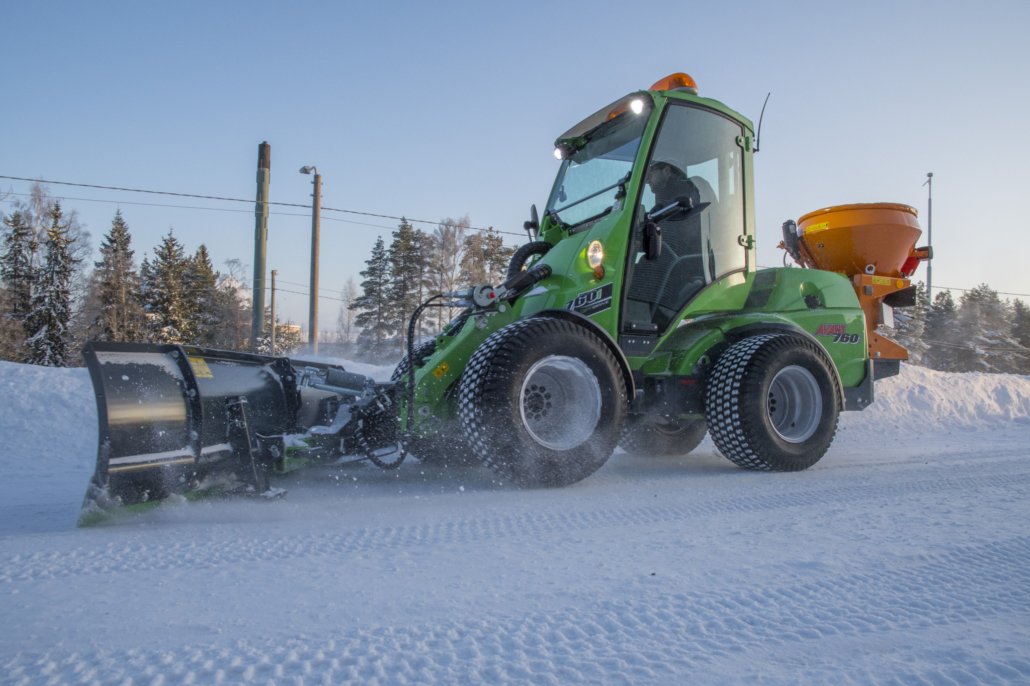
left=814, top=324, right=861, bottom=344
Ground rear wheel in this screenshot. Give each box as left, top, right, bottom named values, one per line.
left=619, top=415, right=707, bottom=457
left=705, top=333, right=840, bottom=471
left=458, top=318, right=627, bottom=487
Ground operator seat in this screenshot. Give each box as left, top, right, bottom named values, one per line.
left=625, top=163, right=706, bottom=330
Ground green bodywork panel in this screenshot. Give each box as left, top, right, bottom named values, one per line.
left=398, top=89, right=868, bottom=435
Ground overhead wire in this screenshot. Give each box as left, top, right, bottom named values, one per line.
left=274, top=278, right=344, bottom=294
left=0, top=174, right=525, bottom=236
left=262, top=285, right=346, bottom=302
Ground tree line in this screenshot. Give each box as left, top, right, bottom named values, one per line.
left=0, top=182, right=300, bottom=366
left=0, top=183, right=514, bottom=367
left=886, top=282, right=1030, bottom=374
left=345, top=215, right=515, bottom=362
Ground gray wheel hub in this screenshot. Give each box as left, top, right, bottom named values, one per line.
left=767, top=365, right=822, bottom=443
left=519, top=355, right=602, bottom=451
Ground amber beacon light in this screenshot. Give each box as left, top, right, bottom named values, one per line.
left=649, top=73, right=698, bottom=94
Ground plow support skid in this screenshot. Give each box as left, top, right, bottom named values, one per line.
left=79, top=342, right=313, bottom=522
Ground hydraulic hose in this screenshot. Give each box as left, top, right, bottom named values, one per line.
left=405, top=294, right=446, bottom=441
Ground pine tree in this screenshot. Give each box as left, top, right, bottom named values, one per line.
left=1, top=210, right=36, bottom=322
left=24, top=203, right=78, bottom=366
left=90, top=210, right=144, bottom=342
left=956, top=285, right=1025, bottom=374
left=185, top=245, right=219, bottom=345
left=881, top=281, right=929, bottom=365
left=141, top=230, right=191, bottom=343
left=351, top=236, right=393, bottom=361
left=1011, top=300, right=1030, bottom=374
left=922, top=290, right=959, bottom=371
left=387, top=219, right=425, bottom=355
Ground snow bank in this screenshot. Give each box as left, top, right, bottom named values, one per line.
left=2, top=359, right=1028, bottom=479
left=0, top=356, right=394, bottom=476
left=0, top=361, right=96, bottom=474
left=843, top=363, right=1030, bottom=432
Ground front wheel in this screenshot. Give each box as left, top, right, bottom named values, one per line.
left=705, top=334, right=840, bottom=471
left=458, top=318, right=627, bottom=487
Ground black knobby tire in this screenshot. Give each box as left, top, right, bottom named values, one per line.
left=390, top=340, right=470, bottom=467
left=506, top=242, right=552, bottom=281
left=619, top=415, right=707, bottom=457
left=705, top=333, right=840, bottom=471
left=458, top=318, right=627, bottom=487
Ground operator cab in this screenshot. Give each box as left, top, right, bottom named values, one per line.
left=547, top=73, right=750, bottom=341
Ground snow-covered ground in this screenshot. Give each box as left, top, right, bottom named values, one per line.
left=2, top=360, right=1030, bottom=684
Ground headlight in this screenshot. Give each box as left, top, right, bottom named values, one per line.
left=554, top=148, right=563, bottom=160
left=587, top=241, right=603, bottom=268
left=630, top=99, right=644, bottom=114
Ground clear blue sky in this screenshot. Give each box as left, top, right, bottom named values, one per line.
left=2, top=0, right=1027, bottom=330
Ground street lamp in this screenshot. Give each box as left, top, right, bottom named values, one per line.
left=924, top=172, right=933, bottom=301
left=300, top=165, right=321, bottom=355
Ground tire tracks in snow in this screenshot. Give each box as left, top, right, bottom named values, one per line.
left=2, top=469, right=1028, bottom=583
left=5, top=536, right=1030, bottom=685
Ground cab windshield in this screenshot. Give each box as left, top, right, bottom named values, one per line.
left=547, top=96, right=651, bottom=228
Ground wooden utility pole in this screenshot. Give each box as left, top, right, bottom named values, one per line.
left=270, top=269, right=278, bottom=354
left=308, top=172, right=321, bottom=355
left=251, top=142, right=271, bottom=349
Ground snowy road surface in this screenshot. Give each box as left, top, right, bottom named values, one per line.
left=2, top=361, right=1030, bottom=684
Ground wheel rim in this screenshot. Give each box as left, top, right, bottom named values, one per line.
left=767, top=365, right=822, bottom=443
left=519, top=355, right=602, bottom=451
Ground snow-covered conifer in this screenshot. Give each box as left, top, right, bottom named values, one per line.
left=141, top=230, right=191, bottom=343
left=24, top=203, right=78, bottom=366
left=922, top=290, right=959, bottom=371
left=185, top=245, right=219, bottom=346
left=352, top=236, right=393, bottom=361
left=881, top=281, right=929, bottom=365
left=1, top=210, right=36, bottom=323
left=955, top=285, right=1025, bottom=374
left=90, top=211, right=144, bottom=342
left=1011, top=300, right=1030, bottom=374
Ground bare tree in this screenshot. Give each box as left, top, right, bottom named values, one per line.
left=210, top=258, right=252, bottom=351
left=337, top=276, right=357, bottom=354
left=428, top=216, right=470, bottom=331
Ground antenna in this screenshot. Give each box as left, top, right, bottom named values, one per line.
left=755, top=93, right=771, bottom=152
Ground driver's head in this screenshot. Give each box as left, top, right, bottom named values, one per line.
left=646, top=161, right=694, bottom=206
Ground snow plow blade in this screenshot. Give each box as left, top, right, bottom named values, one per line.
left=78, top=342, right=373, bottom=526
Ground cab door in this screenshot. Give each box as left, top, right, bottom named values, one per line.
left=620, top=103, right=747, bottom=350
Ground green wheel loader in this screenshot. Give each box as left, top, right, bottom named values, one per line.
left=79, top=71, right=930, bottom=524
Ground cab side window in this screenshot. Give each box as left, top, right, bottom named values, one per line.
left=623, top=105, right=746, bottom=333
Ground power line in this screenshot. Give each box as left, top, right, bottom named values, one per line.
left=263, top=285, right=346, bottom=302
left=1, top=191, right=404, bottom=232
left=276, top=276, right=344, bottom=292
left=936, top=285, right=1030, bottom=298
left=917, top=337, right=1028, bottom=354
left=0, top=174, right=525, bottom=237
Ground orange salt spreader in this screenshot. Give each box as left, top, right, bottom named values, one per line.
left=779, top=202, right=933, bottom=365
